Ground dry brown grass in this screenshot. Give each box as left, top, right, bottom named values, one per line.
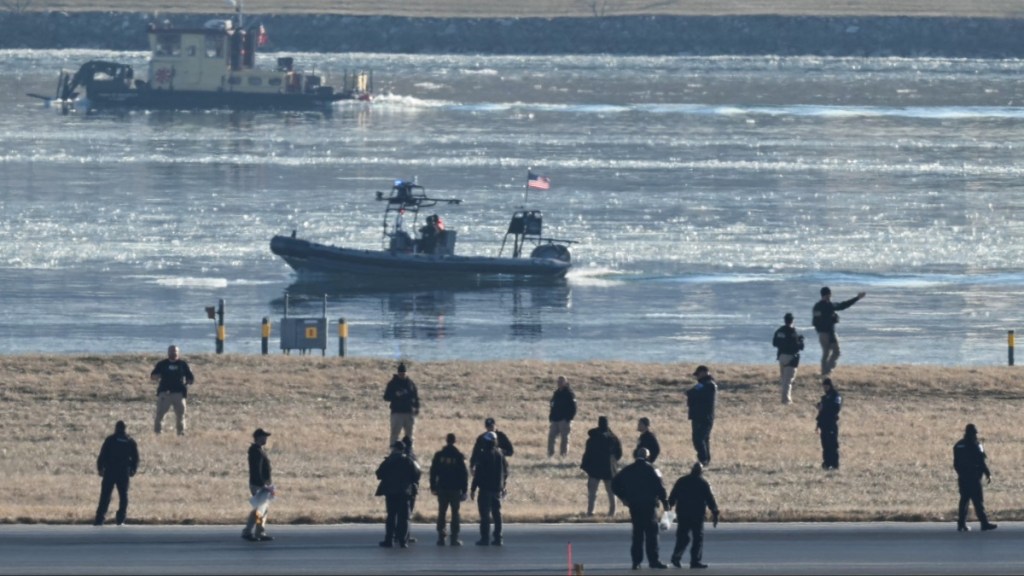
left=2, top=354, right=1022, bottom=525
left=18, top=0, right=1024, bottom=19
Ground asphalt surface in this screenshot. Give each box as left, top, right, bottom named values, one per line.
left=1, top=522, right=1021, bottom=575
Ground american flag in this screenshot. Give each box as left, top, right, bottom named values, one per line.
left=527, top=171, right=550, bottom=190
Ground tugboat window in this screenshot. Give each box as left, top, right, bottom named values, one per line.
left=155, top=34, right=181, bottom=56
left=248, top=77, right=263, bottom=86
left=268, top=78, right=282, bottom=86
left=205, top=35, right=223, bottom=58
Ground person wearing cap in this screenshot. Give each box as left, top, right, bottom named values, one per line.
left=667, top=462, right=720, bottom=569
left=471, top=417, right=515, bottom=473
left=636, top=417, right=661, bottom=464
left=150, top=344, right=195, bottom=436
left=811, top=287, right=866, bottom=377
left=580, top=415, right=623, bottom=517
left=814, top=378, right=842, bottom=470
left=772, top=312, right=805, bottom=404
left=953, top=423, right=998, bottom=532
left=685, top=366, right=717, bottom=467
left=383, top=362, right=420, bottom=447
left=375, top=440, right=422, bottom=548
left=611, top=447, right=669, bottom=570
left=430, top=433, right=469, bottom=546
left=242, top=428, right=274, bottom=541
left=547, top=376, right=578, bottom=458
left=470, top=431, right=509, bottom=546
left=94, top=420, right=139, bottom=526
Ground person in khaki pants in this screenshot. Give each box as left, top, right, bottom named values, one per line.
left=547, top=376, right=577, bottom=457
left=383, top=363, right=420, bottom=447
left=150, top=345, right=195, bottom=436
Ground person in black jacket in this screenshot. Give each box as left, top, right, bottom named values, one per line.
left=685, top=366, right=717, bottom=466
left=772, top=312, right=805, bottom=404
left=471, top=417, right=514, bottom=473
left=242, top=428, right=274, bottom=541
left=612, top=447, right=669, bottom=570
left=580, top=416, right=623, bottom=516
left=383, top=363, right=420, bottom=447
left=430, top=433, right=469, bottom=546
left=376, top=440, right=422, bottom=548
left=94, top=420, right=139, bottom=526
left=815, top=378, right=843, bottom=470
left=668, top=462, right=720, bottom=569
left=636, top=417, right=661, bottom=464
left=954, top=423, right=998, bottom=532
left=150, top=344, right=195, bottom=435
left=471, top=432, right=509, bottom=546
left=811, top=287, right=866, bottom=377
left=547, top=376, right=577, bottom=458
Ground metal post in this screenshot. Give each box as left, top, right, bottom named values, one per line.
left=338, top=317, right=347, bottom=357
left=261, top=317, right=270, bottom=355
left=1009, top=330, right=1015, bottom=366
left=216, top=298, right=225, bottom=354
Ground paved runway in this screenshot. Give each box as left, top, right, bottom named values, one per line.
left=1, top=522, right=1020, bottom=575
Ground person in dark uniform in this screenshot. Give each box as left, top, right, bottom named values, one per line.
left=954, top=423, right=998, bottom=532
left=811, top=287, right=866, bottom=377
left=150, top=344, right=195, bottom=435
left=471, top=432, right=509, bottom=546
left=471, top=417, right=514, bottom=473
left=376, top=440, right=422, bottom=548
left=685, top=366, right=717, bottom=466
left=772, top=312, right=805, bottom=404
left=242, top=428, right=274, bottom=541
left=430, top=433, right=469, bottom=546
left=94, top=420, right=139, bottom=526
left=580, top=415, right=623, bottom=517
left=401, top=435, right=421, bottom=544
left=547, top=376, right=578, bottom=457
left=815, top=378, right=842, bottom=470
left=668, top=462, right=720, bottom=569
left=611, top=447, right=669, bottom=570
left=383, top=363, right=420, bottom=447
left=636, top=417, right=661, bottom=464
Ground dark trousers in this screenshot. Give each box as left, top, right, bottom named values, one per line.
left=672, top=516, right=705, bottom=566
left=384, top=494, right=411, bottom=545
left=95, top=474, right=129, bottom=525
left=628, top=505, right=660, bottom=566
left=691, top=419, right=714, bottom=465
left=477, top=489, right=503, bottom=541
left=957, top=477, right=990, bottom=526
left=436, top=489, right=462, bottom=537
left=820, top=423, right=839, bottom=469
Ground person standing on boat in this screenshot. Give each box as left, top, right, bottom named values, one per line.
left=418, top=214, right=444, bottom=255
left=150, top=344, right=195, bottom=436
left=811, top=287, right=866, bottom=377
left=772, top=312, right=805, bottom=404
left=384, top=363, right=420, bottom=447
left=547, top=376, right=577, bottom=458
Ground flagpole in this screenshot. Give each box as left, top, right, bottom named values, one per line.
left=524, top=167, right=530, bottom=207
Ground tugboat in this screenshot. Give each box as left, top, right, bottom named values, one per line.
left=29, top=1, right=371, bottom=114
left=270, top=179, right=576, bottom=285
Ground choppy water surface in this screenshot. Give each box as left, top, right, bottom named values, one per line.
left=2, top=49, right=1024, bottom=365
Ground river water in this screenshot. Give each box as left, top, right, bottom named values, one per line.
left=2, top=49, right=1024, bottom=366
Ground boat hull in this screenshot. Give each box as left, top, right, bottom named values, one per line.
left=83, top=86, right=355, bottom=112
left=270, top=235, right=571, bottom=284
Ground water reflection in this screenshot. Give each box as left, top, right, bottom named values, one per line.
left=275, top=279, right=571, bottom=343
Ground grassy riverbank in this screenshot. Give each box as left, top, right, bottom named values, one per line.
left=20, top=0, right=1024, bottom=19
left=2, top=354, right=1022, bottom=525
